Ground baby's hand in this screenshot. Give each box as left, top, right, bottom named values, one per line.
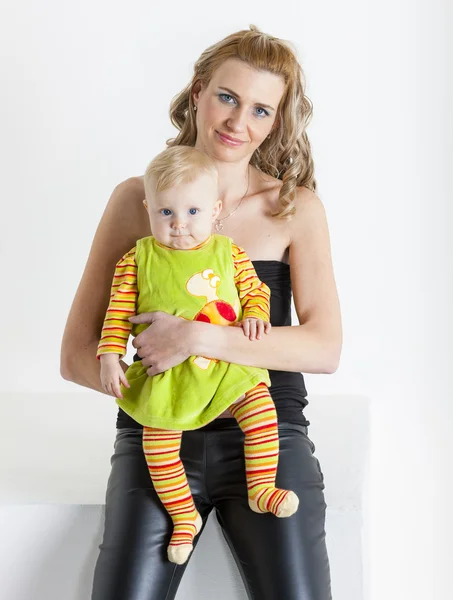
left=100, top=354, right=130, bottom=398
left=235, top=318, right=272, bottom=341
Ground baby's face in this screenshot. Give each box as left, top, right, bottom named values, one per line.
left=146, top=173, right=221, bottom=250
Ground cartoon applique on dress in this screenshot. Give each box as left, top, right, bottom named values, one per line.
left=187, top=268, right=238, bottom=370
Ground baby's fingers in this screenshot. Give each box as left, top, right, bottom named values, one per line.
left=248, top=319, right=258, bottom=341
left=264, top=322, right=272, bottom=334
left=112, top=379, right=123, bottom=399
left=119, top=371, right=130, bottom=389
left=241, top=320, right=251, bottom=338
left=255, top=320, right=265, bottom=340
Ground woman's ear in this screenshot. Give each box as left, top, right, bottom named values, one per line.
left=192, top=79, right=204, bottom=105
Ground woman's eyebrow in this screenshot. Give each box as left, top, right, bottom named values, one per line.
left=218, top=87, right=275, bottom=111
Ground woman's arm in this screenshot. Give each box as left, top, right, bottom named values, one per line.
left=193, top=188, right=341, bottom=373
left=60, top=177, right=149, bottom=392
left=133, top=188, right=342, bottom=376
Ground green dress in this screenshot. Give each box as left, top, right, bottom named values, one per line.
left=117, top=235, right=271, bottom=430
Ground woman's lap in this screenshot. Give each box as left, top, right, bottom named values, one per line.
left=91, top=422, right=332, bottom=600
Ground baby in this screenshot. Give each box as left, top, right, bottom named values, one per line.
left=97, top=146, right=299, bottom=564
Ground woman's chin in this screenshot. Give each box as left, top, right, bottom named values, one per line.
left=205, top=138, right=247, bottom=162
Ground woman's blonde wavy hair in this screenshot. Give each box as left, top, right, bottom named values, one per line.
left=167, top=25, right=315, bottom=219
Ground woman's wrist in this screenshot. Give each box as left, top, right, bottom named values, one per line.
left=188, top=319, right=222, bottom=357
left=186, top=318, right=337, bottom=374
left=186, top=319, right=202, bottom=356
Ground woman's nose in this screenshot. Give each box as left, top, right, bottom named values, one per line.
left=226, top=108, right=248, bottom=133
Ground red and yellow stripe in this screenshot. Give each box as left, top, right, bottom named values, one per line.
left=232, top=243, right=270, bottom=321
left=229, top=383, right=296, bottom=516
left=97, top=247, right=138, bottom=359
left=142, top=428, right=201, bottom=562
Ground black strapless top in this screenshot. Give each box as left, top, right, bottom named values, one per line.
left=116, top=260, right=309, bottom=429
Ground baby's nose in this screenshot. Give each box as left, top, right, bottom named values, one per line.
left=171, top=220, right=186, bottom=229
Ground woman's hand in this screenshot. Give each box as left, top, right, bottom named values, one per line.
left=128, top=311, right=193, bottom=376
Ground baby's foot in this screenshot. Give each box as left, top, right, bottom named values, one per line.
left=167, top=513, right=203, bottom=565
left=249, top=488, right=299, bottom=518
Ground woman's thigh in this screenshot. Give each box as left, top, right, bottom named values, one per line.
left=212, top=423, right=332, bottom=600
left=91, top=428, right=212, bottom=600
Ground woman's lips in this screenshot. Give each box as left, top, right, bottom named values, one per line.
left=216, top=131, right=246, bottom=147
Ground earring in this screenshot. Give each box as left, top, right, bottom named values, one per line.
left=194, top=105, right=197, bottom=111
left=267, top=133, right=271, bottom=139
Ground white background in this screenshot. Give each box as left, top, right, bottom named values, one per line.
left=1, top=1, right=452, bottom=599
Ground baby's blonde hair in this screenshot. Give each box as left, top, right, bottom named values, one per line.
left=144, top=146, right=217, bottom=198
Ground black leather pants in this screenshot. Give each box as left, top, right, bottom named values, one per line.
left=91, top=420, right=332, bottom=600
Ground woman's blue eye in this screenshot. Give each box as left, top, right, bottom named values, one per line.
left=254, top=107, right=270, bottom=118
left=219, top=93, right=268, bottom=118
left=189, top=208, right=199, bottom=215
left=161, top=209, right=172, bottom=216
left=219, top=93, right=236, bottom=105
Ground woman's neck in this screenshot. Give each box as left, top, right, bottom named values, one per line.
left=212, top=159, right=252, bottom=211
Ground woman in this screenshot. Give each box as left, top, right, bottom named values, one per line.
left=61, top=25, right=342, bottom=600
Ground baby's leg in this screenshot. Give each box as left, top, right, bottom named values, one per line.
left=142, top=427, right=202, bottom=564
left=229, top=383, right=299, bottom=518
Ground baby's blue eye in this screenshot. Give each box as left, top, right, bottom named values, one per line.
left=189, top=208, right=199, bottom=215
left=161, top=209, right=172, bottom=216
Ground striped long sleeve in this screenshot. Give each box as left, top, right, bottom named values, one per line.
left=96, top=247, right=138, bottom=359
left=231, top=243, right=270, bottom=321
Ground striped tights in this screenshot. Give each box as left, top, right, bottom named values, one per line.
left=142, top=382, right=298, bottom=564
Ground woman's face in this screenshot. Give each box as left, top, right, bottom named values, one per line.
left=193, top=58, right=286, bottom=164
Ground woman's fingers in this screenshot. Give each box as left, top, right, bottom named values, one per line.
left=128, top=312, right=192, bottom=374
left=129, top=311, right=164, bottom=325
left=140, top=353, right=153, bottom=367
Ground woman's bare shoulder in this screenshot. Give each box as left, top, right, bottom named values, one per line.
left=252, top=168, right=284, bottom=213
left=61, top=175, right=149, bottom=352
left=292, top=186, right=326, bottom=226
left=253, top=170, right=322, bottom=221
left=104, top=176, right=149, bottom=241
left=289, top=186, right=333, bottom=268
left=113, top=176, right=145, bottom=201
